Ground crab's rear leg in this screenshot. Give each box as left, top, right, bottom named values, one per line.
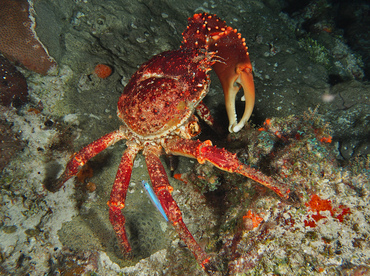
left=108, top=144, right=139, bottom=254
left=163, top=137, right=295, bottom=202
left=144, top=145, right=214, bottom=272
left=48, top=130, right=127, bottom=192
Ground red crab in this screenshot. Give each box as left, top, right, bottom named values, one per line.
left=51, top=13, right=294, bottom=273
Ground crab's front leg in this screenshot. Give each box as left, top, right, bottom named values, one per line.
left=196, top=101, right=224, bottom=135
left=143, top=145, right=215, bottom=272
left=48, top=130, right=127, bottom=192
left=108, top=143, right=140, bottom=254
left=163, top=137, right=295, bottom=202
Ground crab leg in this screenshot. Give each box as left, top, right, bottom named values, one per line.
left=49, top=130, right=127, bottom=192
left=163, top=137, right=291, bottom=200
left=196, top=101, right=224, bottom=135
left=143, top=145, right=211, bottom=270
left=108, top=144, right=139, bottom=254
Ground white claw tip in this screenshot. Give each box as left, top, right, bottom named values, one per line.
left=233, top=124, right=244, bottom=133
left=228, top=123, right=242, bottom=133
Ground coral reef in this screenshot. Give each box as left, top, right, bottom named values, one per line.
left=175, top=107, right=370, bottom=274
left=212, top=109, right=369, bottom=275
left=0, top=0, right=56, bottom=75
left=0, top=55, right=28, bottom=107
left=0, top=0, right=369, bottom=275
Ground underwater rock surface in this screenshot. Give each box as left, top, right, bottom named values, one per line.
left=0, top=108, right=24, bottom=173
left=0, top=56, right=28, bottom=107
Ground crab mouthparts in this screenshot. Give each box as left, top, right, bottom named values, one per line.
left=224, top=66, right=255, bottom=133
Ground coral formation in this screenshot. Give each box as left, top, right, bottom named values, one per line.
left=0, top=55, right=28, bottom=107
left=220, top=110, right=369, bottom=274
left=298, top=36, right=330, bottom=66
left=175, top=108, right=369, bottom=274
left=0, top=0, right=56, bottom=75
left=304, top=194, right=350, bottom=228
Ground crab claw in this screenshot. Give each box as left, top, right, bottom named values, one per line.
left=214, top=57, right=255, bottom=133
left=182, top=13, right=255, bottom=133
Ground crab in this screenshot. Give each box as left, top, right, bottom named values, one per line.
left=51, top=13, right=294, bottom=273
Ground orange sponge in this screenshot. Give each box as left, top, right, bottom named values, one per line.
left=94, top=64, right=113, bottom=79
